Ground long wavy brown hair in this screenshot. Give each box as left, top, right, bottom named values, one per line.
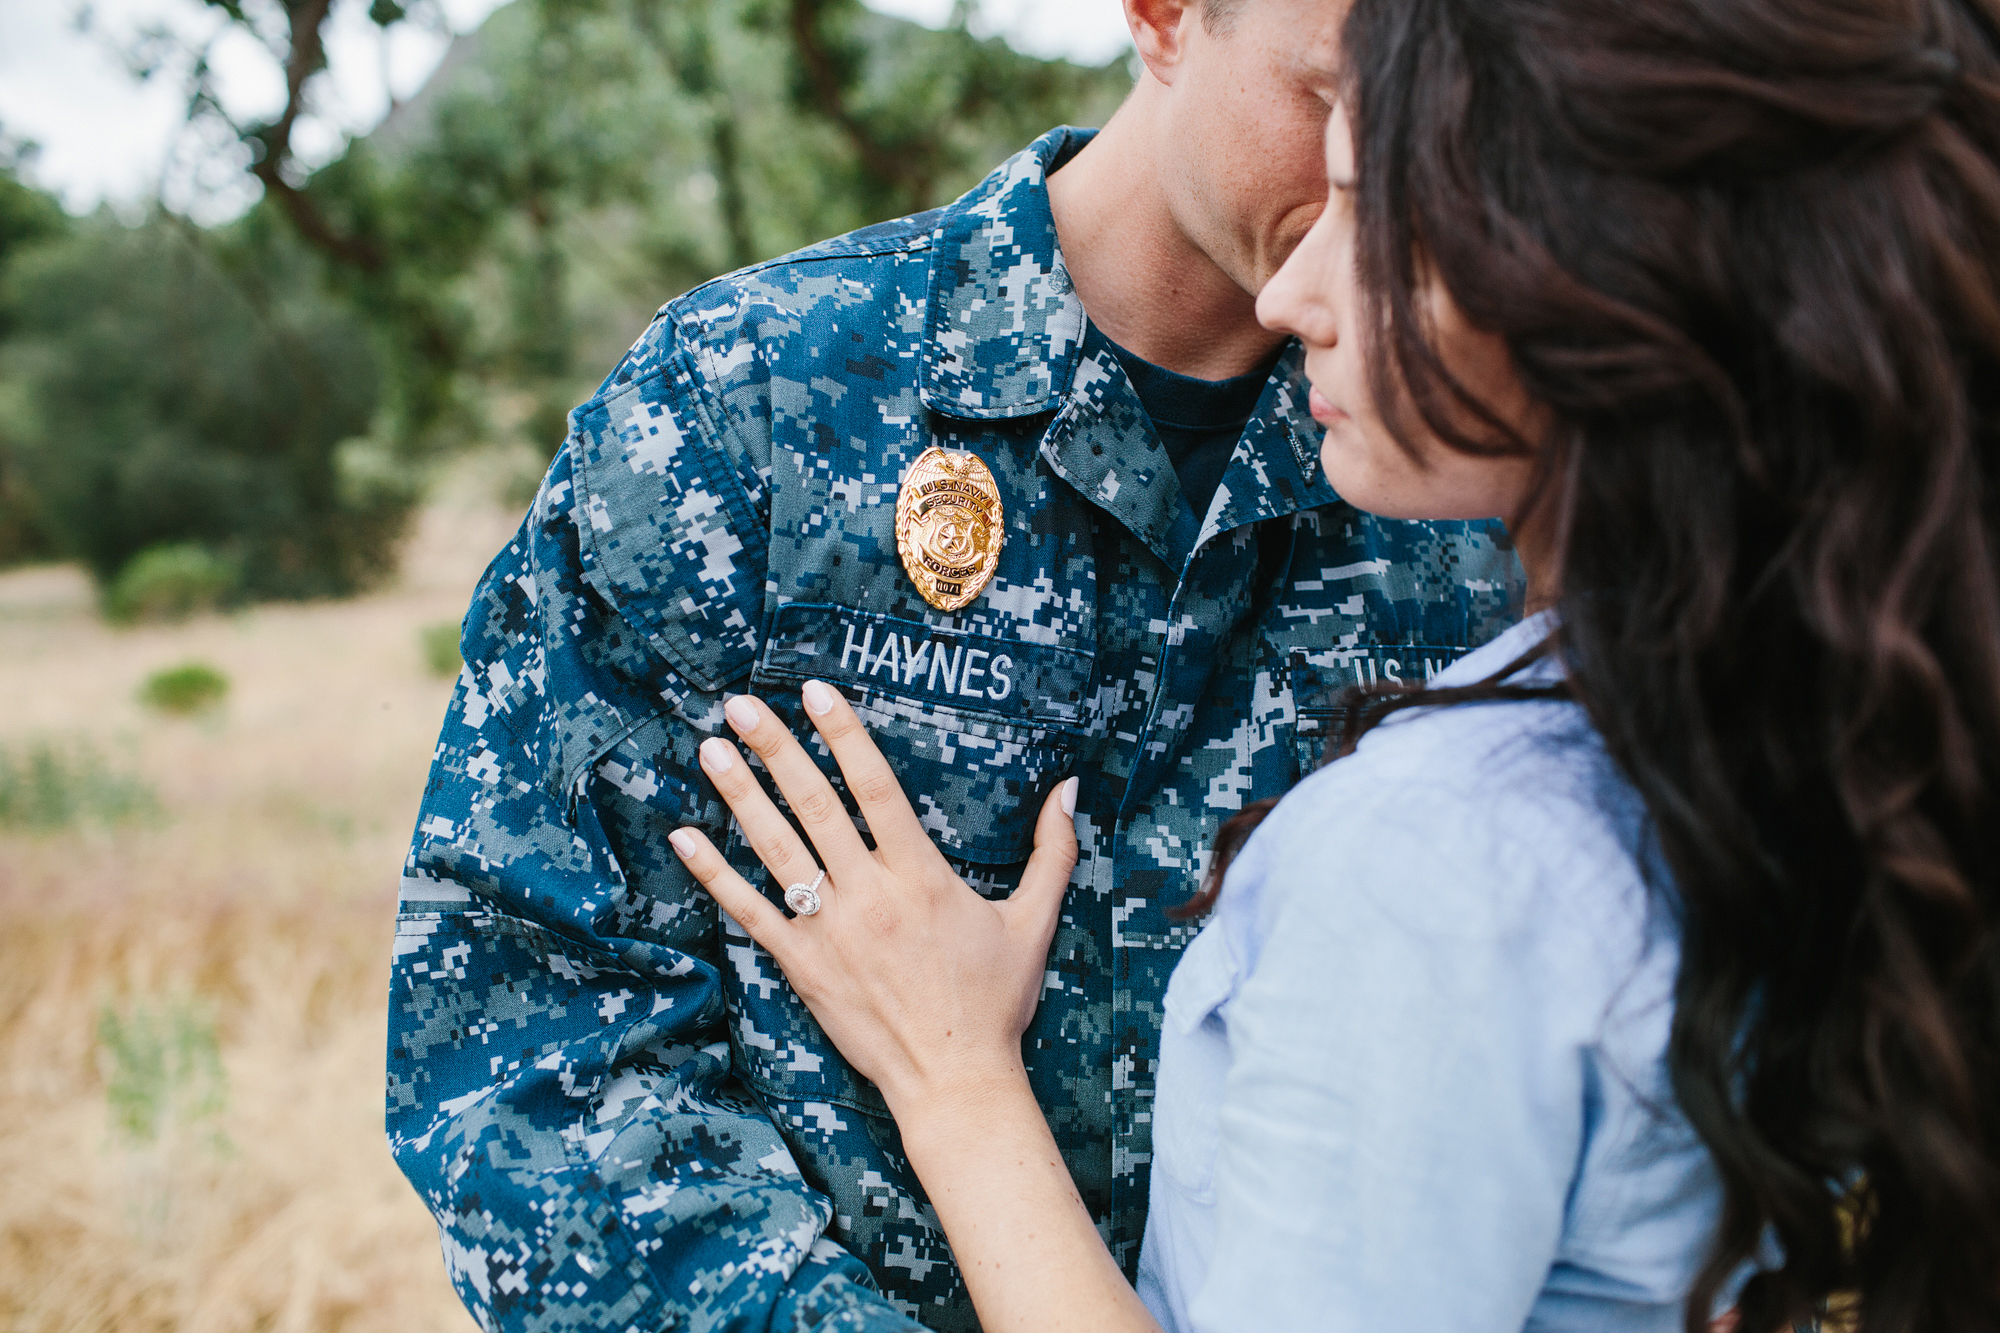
left=1190, top=0, right=2000, bottom=1327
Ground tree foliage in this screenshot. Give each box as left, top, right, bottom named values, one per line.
left=0, top=0, right=1130, bottom=603
left=0, top=212, right=402, bottom=598
left=0, top=145, right=71, bottom=565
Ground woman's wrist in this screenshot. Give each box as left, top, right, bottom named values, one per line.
left=891, top=1072, right=1063, bottom=1211
left=879, top=1052, right=1035, bottom=1139
left=883, top=1061, right=1159, bottom=1333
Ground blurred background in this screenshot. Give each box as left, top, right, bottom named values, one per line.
left=0, top=1, right=1129, bottom=1326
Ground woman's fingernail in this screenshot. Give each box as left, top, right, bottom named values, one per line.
left=1061, top=776, right=1078, bottom=817
left=803, top=680, right=836, bottom=716
left=700, top=737, right=737, bottom=773
left=669, top=828, right=699, bottom=857
left=724, top=696, right=760, bottom=733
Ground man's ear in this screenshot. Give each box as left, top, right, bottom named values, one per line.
left=1124, top=0, right=1201, bottom=86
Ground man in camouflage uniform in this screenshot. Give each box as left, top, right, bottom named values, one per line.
left=387, top=1, right=1520, bottom=1328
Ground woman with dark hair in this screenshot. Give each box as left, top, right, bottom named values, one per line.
left=665, top=0, right=2000, bottom=1327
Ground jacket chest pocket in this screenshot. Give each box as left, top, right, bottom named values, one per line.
left=1286, top=645, right=1473, bottom=774
left=752, top=603, right=1094, bottom=866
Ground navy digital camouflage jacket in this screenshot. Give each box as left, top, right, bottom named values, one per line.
left=388, top=126, right=1521, bottom=1333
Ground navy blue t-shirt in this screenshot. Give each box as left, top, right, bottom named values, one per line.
left=1107, top=337, right=1284, bottom=524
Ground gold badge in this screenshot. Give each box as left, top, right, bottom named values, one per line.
left=896, top=445, right=1004, bottom=612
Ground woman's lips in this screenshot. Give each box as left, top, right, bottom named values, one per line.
left=1308, top=386, right=1346, bottom=426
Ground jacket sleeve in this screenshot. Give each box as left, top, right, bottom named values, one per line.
left=385, top=340, right=922, bottom=1332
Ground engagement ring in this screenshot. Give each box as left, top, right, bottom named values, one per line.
left=784, top=870, right=826, bottom=917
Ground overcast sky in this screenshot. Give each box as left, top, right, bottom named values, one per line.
left=0, top=0, right=1133, bottom=222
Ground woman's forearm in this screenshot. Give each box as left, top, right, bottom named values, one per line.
left=889, top=1070, right=1162, bottom=1333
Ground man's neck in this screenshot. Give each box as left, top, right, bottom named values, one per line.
left=1046, top=101, right=1286, bottom=383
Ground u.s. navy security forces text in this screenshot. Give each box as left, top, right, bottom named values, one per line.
left=387, top=126, right=1521, bottom=1333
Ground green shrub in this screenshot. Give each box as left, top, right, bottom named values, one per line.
left=419, top=620, right=464, bottom=679
left=0, top=742, right=158, bottom=830
left=138, top=662, right=230, bottom=716
left=97, top=995, right=228, bottom=1148
left=103, top=543, right=241, bottom=623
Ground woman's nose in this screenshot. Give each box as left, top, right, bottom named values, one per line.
left=1257, top=225, right=1338, bottom=350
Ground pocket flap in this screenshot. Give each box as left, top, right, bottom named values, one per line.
left=754, top=605, right=1092, bottom=865
left=758, top=604, right=1094, bottom=724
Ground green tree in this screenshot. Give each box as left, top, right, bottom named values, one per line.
left=759, top=0, right=1129, bottom=221
left=0, top=212, right=405, bottom=599
left=0, top=144, right=68, bottom=301
left=154, top=0, right=1127, bottom=455
left=0, top=139, right=71, bottom=566
left=4, top=0, right=1130, bottom=602
left=361, top=0, right=704, bottom=440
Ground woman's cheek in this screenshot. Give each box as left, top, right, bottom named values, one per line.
left=1315, top=415, right=1393, bottom=508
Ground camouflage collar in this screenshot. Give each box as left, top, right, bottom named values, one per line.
left=1252, top=344, right=1331, bottom=490
left=917, top=127, right=1327, bottom=491
left=1042, top=334, right=1336, bottom=571
left=919, top=126, right=1094, bottom=421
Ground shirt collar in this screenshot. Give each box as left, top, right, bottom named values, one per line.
left=917, top=127, right=1327, bottom=483
left=919, top=126, right=1095, bottom=420
left=1039, top=334, right=1337, bottom=571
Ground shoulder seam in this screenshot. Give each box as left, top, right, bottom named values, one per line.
left=584, top=236, right=932, bottom=411
left=666, top=228, right=935, bottom=322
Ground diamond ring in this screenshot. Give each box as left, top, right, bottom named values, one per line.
left=784, top=869, right=826, bottom=917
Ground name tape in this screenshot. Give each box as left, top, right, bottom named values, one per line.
left=832, top=621, right=1014, bottom=702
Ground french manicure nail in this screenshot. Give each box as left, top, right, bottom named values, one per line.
left=669, top=828, right=699, bottom=857
left=803, top=680, right=836, bottom=716
left=700, top=737, right=737, bottom=772
left=1061, top=776, right=1078, bottom=817
left=724, top=696, right=760, bottom=733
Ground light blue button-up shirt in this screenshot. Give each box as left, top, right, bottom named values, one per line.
left=1136, top=614, right=1723, bottom=1331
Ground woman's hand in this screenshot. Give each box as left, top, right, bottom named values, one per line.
left=666, top=679, right=1079, bottom=1119
left=672, top=682, right=1157, bottom=1333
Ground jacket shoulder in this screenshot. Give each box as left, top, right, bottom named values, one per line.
left=558, top=211, right=946, bottom=696
left=600, top=206, right=946, bottom=395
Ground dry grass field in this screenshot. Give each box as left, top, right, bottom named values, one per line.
left=0, top=468, right=524, bottom=1333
